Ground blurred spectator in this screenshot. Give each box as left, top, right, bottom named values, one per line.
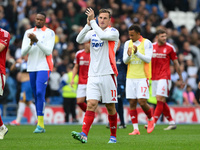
left=161, top=11, right=174, bottom=29
left=52, top=49, right=62, bottom=67
left=186, top=59, right=198, bottom=91
left=48, top=67, right=62, bottom=104
left=172, top=79, right=184, bottom=105
left=57, top=56, right=69, bottom=76
left=183, top=85, right=199, bottom=106
left=0, top=5, right=10, bottom=32
left=191, top=15, right=200, bottom=34
left=16, top=0, right=26, bottom=24
left=5, top=0, right=17, bottom=33
left=61, top=63, right=78, bottom=123
left=54, top=34, right=67, bottom=56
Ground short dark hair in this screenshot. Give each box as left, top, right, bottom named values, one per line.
left=128, top=24, right=141, bottom=33
left=99, top=9, right=111, bottom=18
left=156, top=29, right=167, bottom=35
left=37, top=12, right=46, bottom=18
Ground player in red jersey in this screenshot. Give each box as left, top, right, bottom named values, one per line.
left=151, top=29, right=185, bottom=130
left=0, top=28, right=10, bottom=139
left=71, top=42, right=90, bottom=112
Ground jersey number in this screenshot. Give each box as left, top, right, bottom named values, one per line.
left=111, top=90, right=116, bottom=97
left=141, top=87, right=147, bottom=93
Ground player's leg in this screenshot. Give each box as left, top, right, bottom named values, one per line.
left=106, top=103, right=117, bottom=143
left=27, top=101, right=37, bottom=124
left=72, top=99, right=98, bottom=143
left=153, top=80, right=171, bottom=126
left=70, top=98, right=78, bottom=122
left=126, top=79, right=140, bottom=135
left=163, top=102, right=176, bottom=130
left=0, top=74, right=8, bottom=139
left=101, top=75, right=117, bottom=143
left=0, top=115, right=8, bottom=140
left=25, top=80, right=37, bottom=124
left=77, top=84, right=87, bottom=112
left=128, top=99, right=140, bottom=135
left=63, top=98, right=70, bottom=122
left=72, top=76, right=99, bottom=143
left=138, top=98, right=154, bottom=133
left=33, top=71, right=50, bottom=133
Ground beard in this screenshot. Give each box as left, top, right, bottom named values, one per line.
left=36, top=24, right=43, bottom=28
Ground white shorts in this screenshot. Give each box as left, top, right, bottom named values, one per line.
left=126, top=78, right=149, bottom=99
left=152, top=79, right=172, bottom=97
left=0, top=74, right=6, bottom=96
left=76, top=84, right=87, bottom=98
left=86, top=75, right=118, bottom=103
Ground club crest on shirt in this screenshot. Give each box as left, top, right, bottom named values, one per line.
left=163, top=48, right=167, bottom=53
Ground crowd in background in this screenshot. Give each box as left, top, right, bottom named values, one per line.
left=1, top=0, right=200, bottom=115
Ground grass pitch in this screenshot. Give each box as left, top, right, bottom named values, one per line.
left=1, top=124, right=200, bottom=150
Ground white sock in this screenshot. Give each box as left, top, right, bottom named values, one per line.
left=29, top=103, right=37, bottom=121
left=169, top=120, right=175, bottom=125
left=133, top=123, right=139, bottom=130
left=16, top=102, right=26, bottom=123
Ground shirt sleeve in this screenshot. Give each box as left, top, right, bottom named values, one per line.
left=0, top=33, right=10, bottom=47
left=123, top=40, right=131, bottom=64
left=76, top=24, right=92, bottom=44
left=21, top=30, right=32, bottom=56
left=169, top=45, right=177, bottom=60
left=90, top=20, right=119, bottom=41
left=135, top=39, right=153, bottom=63
left=36, top=30, right=55, bottom=56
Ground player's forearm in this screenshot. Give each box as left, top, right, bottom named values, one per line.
left=90, top=20, right=119, bottom=41
left=123, top=54, right=131, bottom=64
left=174, top=60, right=183, bottom=81
left=135, top=51, right=152, bottom=63
left=76, top=24, right=91, bottom=43
left=72, top=66, right=78, bottom=80
left=36, top=41, right=54, bottom=56
left=21, top=45, right=31, bottom=56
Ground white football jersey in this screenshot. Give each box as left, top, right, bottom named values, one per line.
left=21, top=26, right=55, bottom=72
left=76, top=20, right=119, bottom=77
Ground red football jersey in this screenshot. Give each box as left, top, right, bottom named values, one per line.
left=0, top=28, right=10, bottom=75
left=74, top=49, right=90, bottom=84
left=151, top=42, right=177, bottom=80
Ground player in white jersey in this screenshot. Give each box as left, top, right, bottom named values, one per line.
left=21, top=12, right=55, bottom=133
left=72, top=8, right=119, bottom=144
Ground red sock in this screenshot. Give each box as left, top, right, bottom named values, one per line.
left=163, top=102, right=173, bottom=121
left=77, top=102, right=87, bottom=112
left=108, top=112, right=117, bottom=137
left=0, top=115, right=3, bottom=126
left=144, top=108, right=152, bottom=119
left=129, top=109, right=138, bottom=124
left=82, top=111, right=95, bottom=136
left=153, top=101, right=164, bottom=123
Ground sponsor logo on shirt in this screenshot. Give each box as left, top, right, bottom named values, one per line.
left=152, top=53, right=166, bottom=58
left=92, top=34, right=96, bottom=37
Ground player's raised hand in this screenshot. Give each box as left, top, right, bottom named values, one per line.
left=28, top=33, right=38, bottom=43
left=127, top=47, right=133, bottom=56
left=85, top=8, right=95, bottom=21
left=133, top=45, right=137, bottom=54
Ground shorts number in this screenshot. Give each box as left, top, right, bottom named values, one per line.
left=111, top=90, right=116, bottom=97
left=141, top=87, right=147, bottom=93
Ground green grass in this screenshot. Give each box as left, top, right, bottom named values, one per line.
left=1, top=124, right=200, bottom=150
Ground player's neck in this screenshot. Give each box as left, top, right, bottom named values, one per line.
left=157, top=42, right=165, bottom=46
